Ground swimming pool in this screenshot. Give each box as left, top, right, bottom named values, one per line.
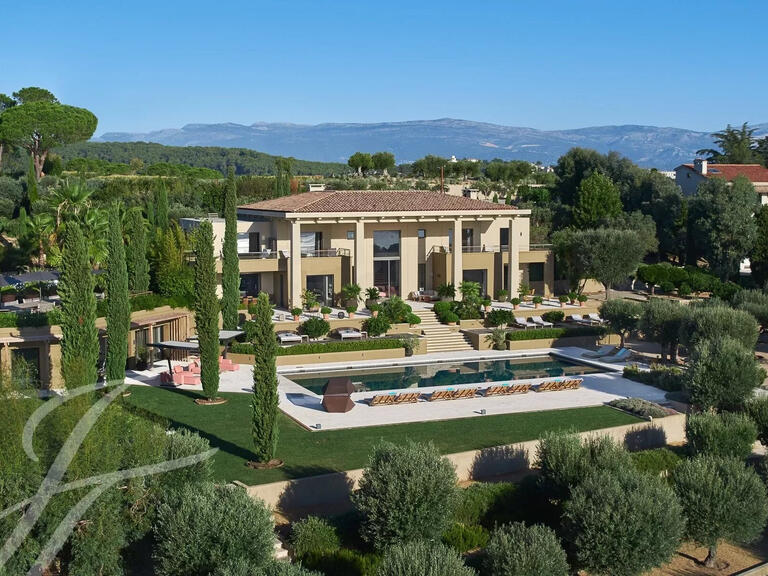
left=286, top=354, right=604, bottom=395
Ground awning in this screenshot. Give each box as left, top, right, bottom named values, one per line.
left=130, top=312, right=189, bottom=329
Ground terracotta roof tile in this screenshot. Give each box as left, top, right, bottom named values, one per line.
left=239, top=190, right=517, bottom=213
left=680, top=163, right=768, bottom=182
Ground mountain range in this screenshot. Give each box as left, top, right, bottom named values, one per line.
left=96, top=118, right=768, bottom=170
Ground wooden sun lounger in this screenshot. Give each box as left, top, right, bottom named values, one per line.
left=429, top=389, right=455, bottom=401
left=370, top=393, right=396, bottom=406
left=536, top=378, right=583, bottom=392
left=483, top=385, right=506, bottom=397
left=392, top=392, right=421, bottom=404
left=452, top=387, right=479, bottom=400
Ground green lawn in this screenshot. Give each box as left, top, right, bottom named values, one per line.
left=124, top=385, right=641, bottom=485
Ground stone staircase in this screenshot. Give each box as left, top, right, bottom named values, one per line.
left=412, top=309, right=474, bottom=353
left=274, top=537, right=289, bottom=561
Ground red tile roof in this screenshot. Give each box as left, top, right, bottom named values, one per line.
left=680, top=163, right=768, bottom=182
left=239, top=190, right=517, bottom=213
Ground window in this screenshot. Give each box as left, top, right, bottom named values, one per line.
left=373, top=231, right=401, bottom=296
left=528, top=262, right=545, bottom=283
left=462, top=228, right=474, bottom=248
left=417, top=229, right=426, bottom=239
left=418, top=263, right=426, bottom=290
left=373, top=231, right=400, bottom=257
left=347, top=230, right=355, bottom=240
left=301, top=231, right=322, bottom=254
left=500, top=227, right=509, bottom=247
left=248, top=232, right=260, bottom=253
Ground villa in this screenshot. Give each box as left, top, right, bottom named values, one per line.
left=183, top=190, right=554, bottom=308
left=675, top=159, right=768, bottom=201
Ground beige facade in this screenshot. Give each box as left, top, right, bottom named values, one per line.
left=233, top=191, right=552, bottom=307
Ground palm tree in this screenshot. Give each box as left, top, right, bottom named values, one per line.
left=14, top=207, right=55, bottom=267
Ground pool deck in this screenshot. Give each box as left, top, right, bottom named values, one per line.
left=126, top=347, right=666, bottom=431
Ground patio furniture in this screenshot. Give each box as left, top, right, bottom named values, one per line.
left=410, top=289, right=438, bottom=302
left=370, top=393, right=396, bottom=406
left=322, top=377, right=355, bottom=413
left=277, top=331, right=306, bottom=344
left=603, top=348, right=632, bottom=363
left=531, top=315, right=554, bottom=328
left=536, top=378, right=582, bottom=392
left=428, top=389, right=455, bottom=401
left=392, top=392, right=421, bottom=404
left=568, top=314, right=594, bottom=325
left=218, top=357, right=239, bottom=372
left=338, top=328, right=367, bottom=340
left=582, top=345, right=616, bottom=359
left=514, top=317, right=538, bottom=329
left=587, top=313, right=606, bottom=324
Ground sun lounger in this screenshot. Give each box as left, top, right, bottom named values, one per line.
left=603, top=348, right=632, bottom=363
left=393, top=392, right=421, bottom=404
left=453, top=387, right=479, bottom=400
left=514, top=317, right=538, bottom=329
left=277, top=331, right=304, bottom=344
left=429, top=389, right=455, bottom=401
left=370, top=393, right=396, bottom=406
left=582, top=345, right=616, bottom=359
left=568, top=314, right=593, bottom=325
left=531, top=316, right=554, bottom=328
left=338, top=328, right=367, bottom=340
left=483, top=385, right=506, bottom=397
left=587, top=313, right=606, bottom=324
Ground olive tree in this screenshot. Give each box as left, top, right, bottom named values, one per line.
left=685, top=412, right=757, bottom=460
left=353, top=441, right=458, bottom=550
left=376, top=540, right=475, bottom=576
left=599, top=298, right=642, bottom=347
left=638, top=298, right=689, bottom=362
left=673, top=455, right=768, bottom=567
left=679, top=303, right=759, bottom=350
left=564, top=466, right=684, bottom=576
left=484, top=522, right=568, bottom=576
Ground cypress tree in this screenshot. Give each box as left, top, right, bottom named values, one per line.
left=251, top=292, right=279, bottom=462
left=105, top=205, right=130, bottom=384
left=155, top=180, right=169, bottom=230
left=26, top=156, right=38, bottom=202
left=59, top=222, right=99, bottom=389
left=194, top=220, right=220, bottom=400
left=125, top=208, right=150, bottom=293
left=221, top=166, right=240, bottom=330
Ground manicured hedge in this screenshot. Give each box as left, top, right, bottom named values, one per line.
left=505, top=326, right=605, bottom=341
left=608, top=397, right=667, bottom=419
left=0, top=310, right=63, bottom=328
left=623, top=363, right=684, bottom=391
left=231, top=338, right=407, bottom=356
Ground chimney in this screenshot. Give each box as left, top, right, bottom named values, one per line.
left=693, top=158, right=708, bottom=175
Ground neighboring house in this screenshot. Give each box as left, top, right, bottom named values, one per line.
left=675, top=159, right=768, bottom=202
left=189, top=190, right=553, bottom=308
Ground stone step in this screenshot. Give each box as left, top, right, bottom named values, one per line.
left=273, top=538, right=289, bottom=561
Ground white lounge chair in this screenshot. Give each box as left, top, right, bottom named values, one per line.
left=582, top=345, right=616, bottom=359
left=568, top=314, right=592, bottom=325
left=531, top=315, right=554, bottom=328
left=604, top=348, right=632, bottom=363
left=338, top=328, right=367, bottom=340
left=514, top=317, right=538, bottom=329
left=277, top=331, right=304, bottom=344
left=587, top=313, right=606, bottom=324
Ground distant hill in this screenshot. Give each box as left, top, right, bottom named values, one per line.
left=56, top=141, right=348, bottom=176
left=96, top=119, right=768, bottom=170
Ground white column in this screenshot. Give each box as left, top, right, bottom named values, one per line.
left=452, top=218, right=463, bottom=297
left=508, top=217, right=521, bottom=297
left=290, top=220, right=302, bottom=308
left=354, top=220, right=366, bottom=290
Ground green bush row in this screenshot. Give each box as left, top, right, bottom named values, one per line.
left=231, top=338, right=407, bottom=356
left=505, top=326, right=605, bottom=341
left=623, top=363, right=684, bottom=391
left=608, top=397, right=668, bottom=419
left=0, top=309, right=63, bottom=328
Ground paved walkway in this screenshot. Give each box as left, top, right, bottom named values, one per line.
left=125, top=347, right=664, bottom=431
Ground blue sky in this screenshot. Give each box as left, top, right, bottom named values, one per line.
left=3, top=0, right=767, bottom=134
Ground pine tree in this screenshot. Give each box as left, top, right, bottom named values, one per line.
left=155, top=180, right=169, bottom=230
left=221, top=166, right=240, bottom=330
left=194, top=220, right=220, bottom=400
left=125, top=208, right=150, bottom=292
left=251, top=292, right=279, bottom=462
left=59, top=222, right=99, bottom=389
left=105, top=205, right=130, bottom=384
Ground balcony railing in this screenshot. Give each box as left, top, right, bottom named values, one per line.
left=237, top=250, right=279, bottom=259
left=301, top=248, right=351, bottom=258
left=429, top=245, right=502, bottom=254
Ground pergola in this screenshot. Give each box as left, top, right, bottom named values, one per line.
left=147, top=330, right=244, bottom=372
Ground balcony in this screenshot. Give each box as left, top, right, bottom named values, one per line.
left=301, top=248, right=351, bottom=258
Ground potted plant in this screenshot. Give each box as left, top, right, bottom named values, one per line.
left=511, top=297, right=521, bottom=310
left=568, top=291, right=577, bottom=305
left=577, top=294, right=588, bottom=307
left=341, top=283, right=362, bottom=309
left=532, top=295, right=543, bottom=309
left=301, top=289, right=319, bottom=312
left=365, top=287, right=380, bottom=309
left=345, top=304, right=357, bottom=319
left=136, top=346, right=149, bottom=370
left=495, top=289, right=508, bottom=302
left=437, top=283, right=456, bottom=301
left=482, top=297, right=492, bottom=312
left=369, top=303, right=381, bottom=318
left=519, top=282, right=531, bottom=300
left=291, top=307, right=302, bottom=321
left=320, top=306, right=332, bottom=320
left=559, top=295, right=569, bottom=308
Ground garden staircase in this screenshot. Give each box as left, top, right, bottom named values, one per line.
left=412, top=309, right=474, bottom=353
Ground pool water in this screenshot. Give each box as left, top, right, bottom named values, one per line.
left=286, top=355, right=603, bottom=395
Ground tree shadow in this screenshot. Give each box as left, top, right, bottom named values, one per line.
left=470, top=445, right=529, bottom=480
left=624, top=423, right=667, bottom=451
left=277, top=471, right=356, bottom=520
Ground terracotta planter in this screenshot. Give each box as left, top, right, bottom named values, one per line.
left=372, top=310, right=379, bottom=318
left=293, top=315, right=300, bottom=321
left=323, top=314, right=330, bottom=320
left=534, top=303, right=540, bottom=309
left=484, top=306, right=492, bottom=312
left=561, top=302, right=566, bottom=308
left=579, top=302, right=586, bottom=307
left=513, top=304, right=519, bottom=310
left=349, top=312, right=356, bottom=319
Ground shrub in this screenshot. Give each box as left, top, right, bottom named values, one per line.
left=406, top=313, right=421, bottom=325
left=232, top=339, right=407, bottom=356
left=433, top=301, right=452, bottom=316
left=320, top=306, right=332, bottom=315
left=541, top=310, right=564, bottom=323
left=380, top=296, right=413, bottom=324
left=484, top=522, right=568, bottom=576
left=442, top=311, right=460, bottom=324
left=376, top=541, right=474, bottom=576
left=685, top=412, right=757, bottom=460
left=607, top=397, right=667, bottom=419
left=303, top=549, right=380, bottom=576
left=437, top=283, right=456, bottom=299
left=162, top=429, right=214, bottom=490
left=680, top=304, right=759, bottom=350
left=300, top=317, right=330, bottom=339
left=674, top=455, right=768, bottom=567
left=290, top=516, right=340, bottom=559
left=599, top=298, right=642, bottom=348
left=564, top=466, right=684, bottom=576
left=153, top=482, right=274, bottom=576
left=510, top=297, right=521, bottom=306
left=485, top=309, right=512, bottom=327
left=213, top=559, right=321, bottom=576
left=532, top=296, right=543, bottom=305
left=535, top=431, right=633, bottom=501
left=733, top=289, right=768, bottom=327
left=452, top=482, right=518, bottom=527
left=505, top=326, right=604, bottom=341
left=485, top=328, right=508, bottom=351
left=678, top=282, right=692, bottom=297
left=353, top=441, right=458, bottom=550
left=622, top=363, right=683, bottom=391
left=345, top=305, right=357, bottom=314
left=685, top=336, right=765, bottom=411
left=747, top=396, right=768, bottom=446
left=363, top=315, right=392, bottom=337
left=630, top=447, right=683, bottom=476
left=441, top=522, right=489, bottom=553
left=291, top=307, right=303, bottom=317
